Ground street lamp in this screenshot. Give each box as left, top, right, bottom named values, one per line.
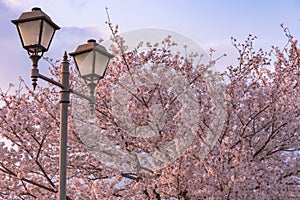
left=12, top=7, right=113, bottom=200
left=11, top=7, right=60, bottom=90
left=70, top=39, right=113, bottom=109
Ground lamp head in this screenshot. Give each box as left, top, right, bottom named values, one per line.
left=11, top=7, right=60, bottom=56
left=69, top=39, right=114, bottom=86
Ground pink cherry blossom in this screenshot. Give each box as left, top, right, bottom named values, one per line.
left=0, top=23, right=299, bottom=199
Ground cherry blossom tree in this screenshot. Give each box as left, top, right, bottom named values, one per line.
left=0, top=23, right=299, bottom=199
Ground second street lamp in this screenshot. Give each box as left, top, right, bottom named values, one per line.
left=12, top=7, right=113, bottom=200
left=70, top=39, right=114, bottom=110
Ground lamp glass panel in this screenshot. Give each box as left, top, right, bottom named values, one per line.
left=18, top=20, right=42, bottom=48
left=95, top=52, right=109, bottom=77
left=74, top=51, right=94, bottom=76
left=41, top=21, right=55, bottom=50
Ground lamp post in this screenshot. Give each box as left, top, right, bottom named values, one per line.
left=12, top=7, right=113, bottom=200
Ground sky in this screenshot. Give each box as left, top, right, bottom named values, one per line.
left=1, top=0, right=300, bottom=90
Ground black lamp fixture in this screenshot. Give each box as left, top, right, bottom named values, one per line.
left=69, top=39, right=114, bottom=101
left=11, top=7, right=60, bottom=56
left=11, top=7, right=60, bottom=89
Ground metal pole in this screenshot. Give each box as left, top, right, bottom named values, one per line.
left=58, top=52, right=70, bottom=200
